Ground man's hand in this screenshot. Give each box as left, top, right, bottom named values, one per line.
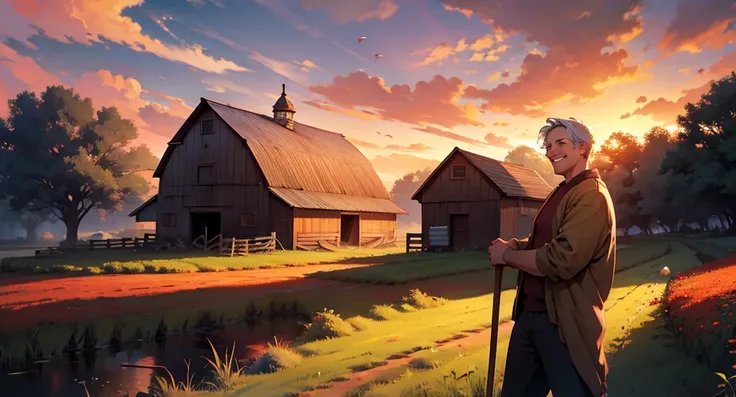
left=489, top=243, right=510, bottom=266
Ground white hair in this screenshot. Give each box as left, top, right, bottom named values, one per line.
left=537, top=117, right=594, bottom=157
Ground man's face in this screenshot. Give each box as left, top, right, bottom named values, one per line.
left=543, top=126, right=587, bottom=175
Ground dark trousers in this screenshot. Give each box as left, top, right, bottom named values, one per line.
left=500, top=310, right=594, bottom=397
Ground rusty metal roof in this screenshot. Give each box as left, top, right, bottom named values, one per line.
left=412, top=147, right=553, bottom=201
left=153, top=97, right=401, bottom=213
left=459, top=149, right=553, bottom=200
left=270, top=187, right=407, bottom=214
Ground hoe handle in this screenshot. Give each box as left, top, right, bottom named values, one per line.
left=486, top=265, right=504, bottom=397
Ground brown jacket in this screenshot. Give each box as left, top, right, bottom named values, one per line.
left=513, top=174, right=616, bottom=397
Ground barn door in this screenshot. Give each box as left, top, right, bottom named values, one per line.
left=450, top=214, right=470, bottom=250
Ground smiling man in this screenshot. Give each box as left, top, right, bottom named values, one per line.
left=488, top=118, right=616, bottom=397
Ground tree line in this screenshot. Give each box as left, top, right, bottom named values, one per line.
left=0, top=86, right=158, bottom=245
left=390, top=72, right=736, bottom=236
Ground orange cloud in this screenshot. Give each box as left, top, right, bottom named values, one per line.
left=306, top=71, right=483, bottom=128
left=385, top=143, right=432, bottom=153
left=298, top=0, right=398, bottom=23
left=413, top=126, right=488, bottom=147
left=302, top=99, right=381, bottom=120
left=444, top=0, right=642, bottom=116
left=346, top=137, right=382, bottom=150
left=636, top=95, right=647, bottom=103
left=0, top=43, right=63, bottom=117
left=493, top=121, right=509, bottom=127
left=5, top=0, right=247, bottom=74
left=413, top=34, right=508, bottom=67
left=484, top=132, right=512, bottom=148
left=442, top=3, right=473, bottom=19
left=658, top=0, right=736, bottom=54
left=294, top=59, right=322, bottom=72
left=631, top=82, right=711, bottom=124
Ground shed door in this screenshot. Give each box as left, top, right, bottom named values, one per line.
left=450, top=214, right=470, bottom=250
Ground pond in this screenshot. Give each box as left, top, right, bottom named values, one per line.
left=0, top=318, right=305, bottom=397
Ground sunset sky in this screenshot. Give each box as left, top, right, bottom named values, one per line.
left=0, top=0, right=734, bottom=189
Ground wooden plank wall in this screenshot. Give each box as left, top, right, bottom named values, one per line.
left=499, top=198, right=542, bottom=240
left=416, top=152, right=502, bottom=250
left=359, top=212, right=397, bottom=245
left=293, top=208, right=340, bottom=247
left=157, top=108, right=271, bottom=243
left=415, top=154, right=500, bottom=204
left=269, top=196, right=294, bottom=249
left=421, top=201, right=500, bottom=250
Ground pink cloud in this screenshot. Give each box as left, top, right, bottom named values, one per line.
left=5, top=0, right=248, bottom=74
left=658, top=0, right=736, bottom=54
left=307, top=71, right=483, bottom=128
left=298, top=0, right=399, bottom=23
left=0, top=42, right=63, bottom=117
left=442, top=0, right=643, bottom=116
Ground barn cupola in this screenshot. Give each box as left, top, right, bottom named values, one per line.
left=272, top=83, right=296, bottom=130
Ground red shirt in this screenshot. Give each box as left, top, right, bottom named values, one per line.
left=520, top=169, right=600, bottom=312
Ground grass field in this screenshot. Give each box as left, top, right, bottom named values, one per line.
left=0, top=246, right=404, bottom=274
left=119, top=238, right=711, bottom=397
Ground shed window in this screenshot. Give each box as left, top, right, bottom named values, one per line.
left=240, top=213, right=256, bottom=227
left=451, top=165, right=466, bottom=179
left=200, top=119, right=214, bottom=134
left=163, top=213, right=177, bottom=227
left=197, top=164, right=215, bottom=184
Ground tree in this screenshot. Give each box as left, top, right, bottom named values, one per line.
left=661, top=72, right=736, bottom=232
left=504, top=145, right=562, bottom=186
left=632, top=127, right=679, bottom=233
left=390, top=168, right=433, bottom=225
left=0, top=86, right=159, bottom=245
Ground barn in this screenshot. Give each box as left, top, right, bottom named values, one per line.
left=129, top=84, right=406, bottom=250
left=411, top=147, right=553, bottom=251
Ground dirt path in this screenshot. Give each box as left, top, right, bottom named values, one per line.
left=306, top=322, right=515, bottom=397
left=0, top=263, right=369, bottom=311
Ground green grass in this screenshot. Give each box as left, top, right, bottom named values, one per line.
left=0, top=246, right=404, bottom=274
left=308, top=252, right=490, bottom=284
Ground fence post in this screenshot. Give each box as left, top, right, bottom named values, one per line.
left=271, top=232, right=276, bottom=251
left=245, top=239, right=249, bottom=255
left=106, top=239, right=111, bottom=249
left=231, top=237, right=235, bottom=257
left=89, top=240, right=93, bottom=251
left=204, top=227, right=208, bottom=251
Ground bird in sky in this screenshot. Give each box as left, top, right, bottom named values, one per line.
left=357, top=36, right=367, bottom=43
left=374, top=54, right=383, bottom=59
left=385, top=134, right=393, bottom=138
left=376, top=131, right=382, bottom=135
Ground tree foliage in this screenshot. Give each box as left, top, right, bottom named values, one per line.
left=504, top=145, right=562, bottom=186
left=0, top=86, right=159, bottom=244
left=390, top=168, right=433, bottom=225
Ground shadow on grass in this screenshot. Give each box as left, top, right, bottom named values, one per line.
left=606, top=307, right=720, bottom=397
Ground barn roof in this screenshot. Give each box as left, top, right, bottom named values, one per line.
left=153, top=98, right=403, bottom=213
left=269, top=187, right=407, bottom=214
left=128, top=194, right=158, bottom=217
left=412, top=147, right=553, bottom=201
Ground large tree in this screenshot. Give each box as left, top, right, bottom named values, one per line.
left=0, top=86, right=159, bottom=244
left=390, top=168, right=433, bottom=226
left=504, top=145, right=562, bottom=186
left=661, top=72, right=736, bottom=232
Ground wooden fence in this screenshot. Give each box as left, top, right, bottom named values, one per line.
left=220, top=232, right=277, bottom=257
left=35, top=233, right=158, bottom=257
left=405, top=233, right=423, bottom=253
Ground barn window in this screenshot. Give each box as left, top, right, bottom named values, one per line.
left=451, top=165, right=467, bottom=179
left=163, top=213, right=177, bottom=227
left=197, top=164, right=215, bottom=184
left=240, top=213, right=256, bottom=227
left=200, top=119, right=214, bottom=134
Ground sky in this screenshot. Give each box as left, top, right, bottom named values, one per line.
left=0, top=0, right=734, bottom=190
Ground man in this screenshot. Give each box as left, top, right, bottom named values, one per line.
left=488, top=118, right=616, bottom=397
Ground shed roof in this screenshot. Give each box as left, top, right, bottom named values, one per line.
left=412, top=147, right=553, bottom=201
left=153, top=98, right=392, bottom=204
left=270, top=187, right=407, bottom=214
left=128, top=194, right=158, bottom=217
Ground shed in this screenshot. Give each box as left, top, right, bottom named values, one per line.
left=129, top=84, right=406, bottom=249
left=411, top=147, right=553, bottom=251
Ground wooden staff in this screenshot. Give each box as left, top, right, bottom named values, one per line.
left=486, top=265, right=504, bottom=397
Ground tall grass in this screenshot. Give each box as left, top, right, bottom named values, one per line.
left=201, top=339, right=243, bottom=391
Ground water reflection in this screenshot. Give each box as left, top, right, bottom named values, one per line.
left=1, top=318, right=305, bottom=397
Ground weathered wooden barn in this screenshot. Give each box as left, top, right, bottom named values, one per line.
left=411, top=147, right=553, bottom=250
left=129, top=85, right=406, bottom=249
